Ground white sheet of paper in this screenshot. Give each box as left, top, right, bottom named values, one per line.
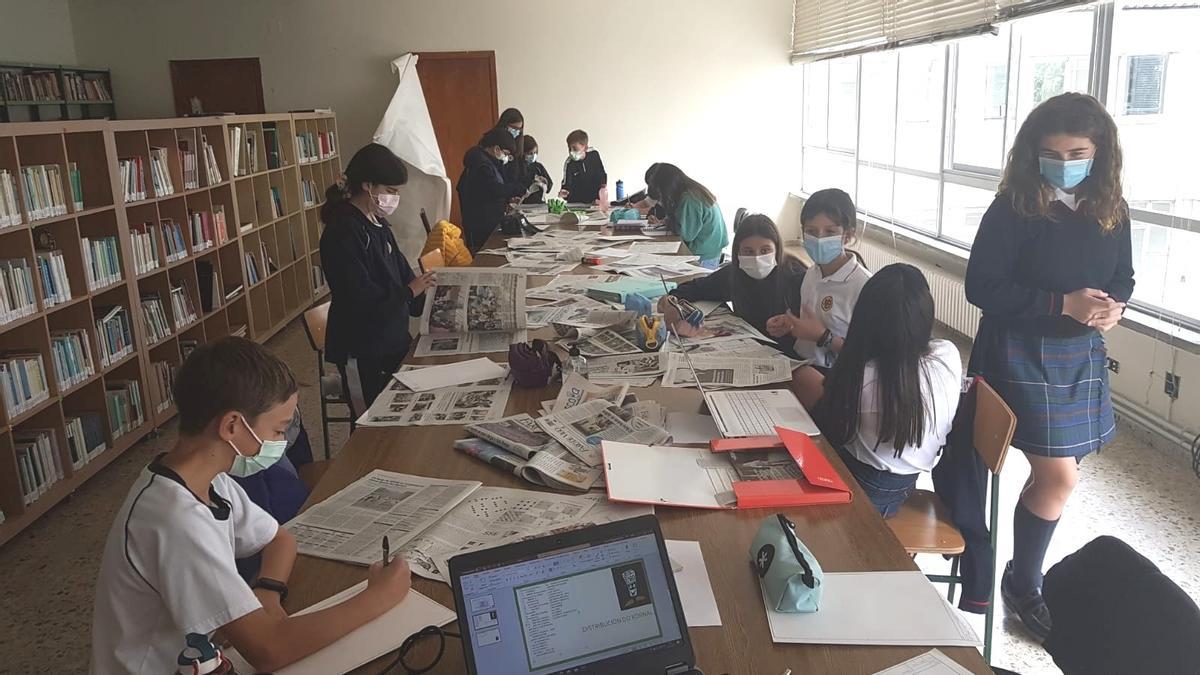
left=872, top=649, right=974, bottom=675
left=601, top=442, right=727, bottom=509
left=393, top=357, right=506, bottom=392
left=704, top=389, right=820, bottom=437
left=763, top=571, right=981, bottom=647
left=597, top=234, right=652, bottom=242
left=666, top=412, right=721, bottom=444
left=226, top=582, right=456, bottom=675
left=665, top=540, right=722, bottom=627
left=588, top=246, right=632, bottom=258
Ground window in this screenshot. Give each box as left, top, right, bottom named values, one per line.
left=952, top=27, right=1012, bottom=171
left=1125, top=55, right=1165, bottom=115
left=801, top=59, right=858, bottom=195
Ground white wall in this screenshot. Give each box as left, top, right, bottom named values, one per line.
left=67, top=0, right=800, bottom=224
left=0, top=0, right=77, bottom=64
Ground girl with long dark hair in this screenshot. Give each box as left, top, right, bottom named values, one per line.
left=645, top=163, right=728, bottom=268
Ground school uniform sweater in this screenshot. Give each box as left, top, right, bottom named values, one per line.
left=457, top=146, right=526, bottom=249
left=320, top=201, right=425, bottom=365
left=561, top=149, right=607, bottom=204
left=671, top=258, right=806, bottom=356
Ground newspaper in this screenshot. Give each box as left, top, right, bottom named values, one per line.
left=570, top=328, right=643, bottom=357
left=550, top=309, right=636, bottom=336
left=586, top=352, right=669, bottom=381
left=661, top=353, right=796, bottom=389
left=287, top=470, right=481, bottom=565
left=665, top=337, right=785, bottom=358
left=454, top=437, right=603, bottom=492
left=672, top=310, right=774, bottom=347
left=465, top=413, right=561, bottom=459
left=625, top=399, right=668, bottom=428
left=551, top=372, right=630, bottom=412
left=536, top=399, right=672, bottom=466
left=526, top=296, right=606, bottom=329
left=413, top=329, right=527, bottom=357
left=501, top=261, right=581, bottom=276
left=397, top=486, right=599, bottom=581
left=420, top=268, right=526, bottom=334
left=529, top=274, right=624, bottom=298
left=627, top=241, right=682, bottom=255
left=357, top=371, right=512, bottom=426
left=617, top=263, right=713, bottom=281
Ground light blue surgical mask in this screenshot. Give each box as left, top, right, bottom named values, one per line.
left=1039, top=157, right=1093, bottom=190
left=508, top=126, right=521, bottom=138
left=525, top=153, right=538, bottom=164
left=228, top=415, right=288, bottom=477
left=804, top=235, right=845, bottom=266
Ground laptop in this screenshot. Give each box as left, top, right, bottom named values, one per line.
left=448, top=515, right=698, bottom=675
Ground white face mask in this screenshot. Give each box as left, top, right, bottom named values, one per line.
left=374, top=192, right=400, bottom=216
left=570, top=149, right=586, bottom=162
left=738, top=252, right=776, bottom=280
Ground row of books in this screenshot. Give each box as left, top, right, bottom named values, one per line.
left=106, top=379, right=145, bottom=440
left=15, top=429, right=64, bottom=506
left=231, top=127, right=259, bottom=177
left=130, top=222, right=161, bottom=275
left=148, top=360, right=177, bottom=414
left=170, top=284, right=198, bottom=329
left=1, top=69, right=62, bottom=101
left=0, top=353, right=50, bottom=420
left=161, top=219, right=187, bottom=263
left=179, top=140, right=200, bottom=191
left=245, top=252, right=262, bottom=285
left=268, top=186, right=284, bottom=219
left=82, top=236, right=122, bottom=291
left=66, top=413, right=108, bottom=469
left=0, top=170, right=20, bottom=228
left=95, top=305, right=134, bottom=368
left=119, top=156, right=147, bottom=203
left=187, top=206, right=228, bottom=251
left=301, top=178, right=318, bottom=207
left=0, top=258, right=38, bottom=325
left=50, top=328, right=95, bottom=391
left=149, top=147, right=175, bottom=197
left=311, top=264, right=326, bottom=292
left=263, top=125, right=283, bottom=170
left=202, top=135, right=223, bottom=186
left=140, top=294, right=171, bottom=344
left=35, top=250, right=71, bottom=308
left=21, top=164, right=76, bottom=221
left=62, top=73, right=112, bottom=102
left=297, top=131, right=337, bottom=163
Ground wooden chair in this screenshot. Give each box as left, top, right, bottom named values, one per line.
left=886, top=378, right=1015, bottom=662
left=420, top=208, right=432, bottom=234
left=301, top=302, right=355, bottom=459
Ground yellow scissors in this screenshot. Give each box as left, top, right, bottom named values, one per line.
left=637, top=314, right=662, bottom=351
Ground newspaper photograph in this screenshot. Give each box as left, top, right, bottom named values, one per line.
left=586, top=352, right=669, bottom=381
left=286, top=470, right=481, bottom=565
left=413, top=329, right=528, bottom=357
left=420, top=268, right=527, bottom=335
left=357, top=372, right=512, bottom=427
left=536, top=399, right=672, bottom=466
left=396, top=486, right=598, bottom=581
left=570, top=328, right=643, bottom=357
left=661, top=353, right=796, bottom=389
left=526, top=296, right=605, bottom=329
left=551, top=372, right=630, bottom=412
left=454, top=438, right=602, bottom=492
left=624, top=400, right=668, bottom=428
left=550, top=309, right=636, bottom=337
left=670, top=310, right=773, bottom=348
left=465, top=413, right=561, bottom=459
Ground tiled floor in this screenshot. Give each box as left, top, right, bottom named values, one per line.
left=0, top=320, right=1196, bottom=674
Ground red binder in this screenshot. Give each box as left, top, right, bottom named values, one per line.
left=709, top=426, right=852, bottom=508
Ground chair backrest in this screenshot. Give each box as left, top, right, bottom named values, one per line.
left=973, top=378, right=1015, bottom=475
left=302, top=302, right=331, bottom=352
left=420, top=208, right=432, bottom=234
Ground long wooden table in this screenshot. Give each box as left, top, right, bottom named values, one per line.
left=285, top=227, right=992, bottom=674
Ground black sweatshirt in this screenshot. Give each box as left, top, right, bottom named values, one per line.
left=965, top=194, right=1135, bottom=337
left=457, top=146, right=525, bottom=250
left=561, top=150, right=607, bottom=204
left=319, top=201, right=425, bottom=365
left=671, top=258, right=807, bottom=355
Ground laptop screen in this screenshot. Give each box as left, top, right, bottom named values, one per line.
left=456, top=530, right=686, bottom=674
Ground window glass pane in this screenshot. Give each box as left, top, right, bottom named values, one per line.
left=890, top=173, right=940, bottom=233
left=1009, top=8, right=1094, bottom=154
left=857, top=164, right=894, bottom=218
left=895, top=45, right=946, bottom=172
left=804, top=62, right=829, bottom=147
left=827, top=58, right=859, bottom=151
left=803, top=149, right=856, bottom=197
left=1109, top=3, right=1200, bottom=220
left=1129, top=221, right=1200, bottom=322
left=952, top=27, right=1011, bottom=170
left=941, top=182, right=996, bottom=245
left=859, top=52, right=898, bottom=165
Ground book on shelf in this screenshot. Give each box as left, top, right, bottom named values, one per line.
left=244, top=251, right=261, bottom=285
left=62, top=72, right=112, bottom=102
left=229, top=126, right=243, bottom=177
left=229, top=324, right=248, bottom=338
left=201, top=134, right=223, bottom=186
left=148, top=360, right=178, bottom=414
left=260, top=240, right=277, bottom=274
left=131, top=221, right=161, bottom=275
left=187, top=209, right=214, bottom=252
left=0, top=352, right=51, bottom=420
left=35, top=249, right=72, bottom=307
left=50, top=328, right=95, bottom=390
left=119, top=156, right=147, bottom=203
left=94, top=305, right=134, bottom=367
left=139, top=293, right=171, bottom=345
left=14, top=429, right=64, bottom=506
left=213, top=204, right=229, bottom=245
left=0, top=258, right=38, bottom=324
left=160, top=219, right=187, bottom=263
left=301, top=178, right=317, bottom=207
left=149, top=147, right=175, bottom=197
left=1, top=69, right=62, bottom=101
left=81, top=236, right=122, bottom=290
left=169, top=282, right=198, bottom=329
left=196, top=261, right=222, bottom=314
left=68, top=162, right=83, bottom=211
left=65, top=412, right=108, bottom=470
left=311, top=264, right=326, bottom=292
left=268, top=186, right=283, bottom=219
left=1, top=169, right=22, bottom=228
left=106, top=379, right=145, bottom=440
left=239, top=221, right=254, bottom=234
left=178, top=139, right=199, bottom=190
left=20, top=164, right=69, bottom=221
left=263, top=125, right=282, bottom=169
left=247, top=131, right=259, bottom=174
left=224, top=284, right=243, bottom=301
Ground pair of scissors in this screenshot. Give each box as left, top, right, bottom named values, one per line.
left=658, top=275, right=703, bottom=329
left=637, top=315, right=662, bottom=351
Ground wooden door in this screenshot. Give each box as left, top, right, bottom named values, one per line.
left=169, top=58, right=266, bottom=116
left=414, top=51, right=498, bottom=224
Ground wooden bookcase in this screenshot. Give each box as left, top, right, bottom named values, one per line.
left=0, top=111, right=339, bottom=546
left=0, top=62, right=116, bottom=123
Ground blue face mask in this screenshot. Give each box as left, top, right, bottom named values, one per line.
left=525, top=153, right=538, bottom=164
left=804, top=235, right=845, bottom=266
left=508, top=126, right=521, bottom=138
left=1039, top=157, right=1093, bottom=190
left=228, top=415, right=289, bottom=477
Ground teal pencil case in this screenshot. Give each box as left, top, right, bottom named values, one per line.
left=750, top=513, right=824, bottom=613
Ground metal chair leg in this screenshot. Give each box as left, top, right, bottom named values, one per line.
left=984, top=593, right=995, bottom=662
left=317, top=355, right=332, bottom=460
left=947, top=555, right=961, bottom=604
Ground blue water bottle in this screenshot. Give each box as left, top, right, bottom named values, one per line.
left=615, top=179, right=625, bottom=201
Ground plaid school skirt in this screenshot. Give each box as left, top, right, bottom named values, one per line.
left=969, top=320, right=1115, bottom=459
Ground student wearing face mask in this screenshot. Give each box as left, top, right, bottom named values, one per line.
left=965, top=93, right=1133, bottom=642
left=768, top=188, right=871, bottom=409
left=320, top=143, right=436, bottom=409
left=625, top=163, right=668, bottom=219
left=484, top=107, right=526, bottom=182
left=658, top=214, right=804, bottom=356
left=645, top=163, right=729, bottom=268
left=457, top=127, right=526, bottom=251
left=518, top=135, right=553, bottom=205
left=559, top=129, right=608, bottom=205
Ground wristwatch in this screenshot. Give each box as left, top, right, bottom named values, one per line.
left=817, top=329, right=834, bottom=349
left=252, top=577, right=289, bottom=603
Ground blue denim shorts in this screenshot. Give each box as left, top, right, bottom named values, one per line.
left=837, top=447, right=919, bottom=519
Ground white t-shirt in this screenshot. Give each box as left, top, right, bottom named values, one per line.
left=847, top=339, right=964, bottom=475
left=91, top=462, right=278, bottom=675
left=795, top=256, right=872, bottom=368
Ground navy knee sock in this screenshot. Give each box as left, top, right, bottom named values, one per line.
left=1011, top=500, right=1059, bottom=594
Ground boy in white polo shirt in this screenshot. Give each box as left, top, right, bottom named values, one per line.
left=91, top=337, right=412, bottom=674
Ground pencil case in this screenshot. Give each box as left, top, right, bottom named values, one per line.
left=751, top=513, right=823, bottom=613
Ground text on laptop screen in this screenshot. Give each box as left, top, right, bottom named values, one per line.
left=458, top=532, right=684, bottom=674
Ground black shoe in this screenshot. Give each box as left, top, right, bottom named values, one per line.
left=1001, top=560, right=1052, bottom=641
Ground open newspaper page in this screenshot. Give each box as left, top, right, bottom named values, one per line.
left=453, top=438, right=601, bottom=492
left=661, top=353, right=796, bottom=389
left=463, top=413, right=606, bottom=491
left=357, top=370, right=511, bottom=426
left=414, top=329, right=527, bottom=357
left=526, top=295, right=607, bottom=329
left=586, top=352, right=669, bottom=385
left=568, top=327, right=643, bottom=357
left=397, top=486, right=599, bottom=581
left=415, top=268, right=526, bottom=357
left=669, top=310, right=774, bottom=348
left=550, top=372, right=629, bottom=412
left=536, top=399, right=671, bottom=466
left=286, top=470, right=481, bottom=565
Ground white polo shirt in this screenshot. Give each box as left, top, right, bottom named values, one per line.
left=91, top=460, right=278, bottom=675
left=796, top=256, right=872, bottom=368
left=847, top=339, right=963, bottom=474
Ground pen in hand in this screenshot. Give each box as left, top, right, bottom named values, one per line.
left=383, top=535, right=390, bottom=567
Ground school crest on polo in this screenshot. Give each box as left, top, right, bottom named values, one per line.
left=821, top=295, right=834, bottom=312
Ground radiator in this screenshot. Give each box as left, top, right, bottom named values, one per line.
left=857, top=240, right=982, bottom=339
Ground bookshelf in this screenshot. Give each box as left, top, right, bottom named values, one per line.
left=0, top=111, right=340, bottom=546
left=0, top=63, right=116, bottom=123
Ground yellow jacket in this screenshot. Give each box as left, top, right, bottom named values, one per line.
left=421, top=220, right=473, bottom=267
